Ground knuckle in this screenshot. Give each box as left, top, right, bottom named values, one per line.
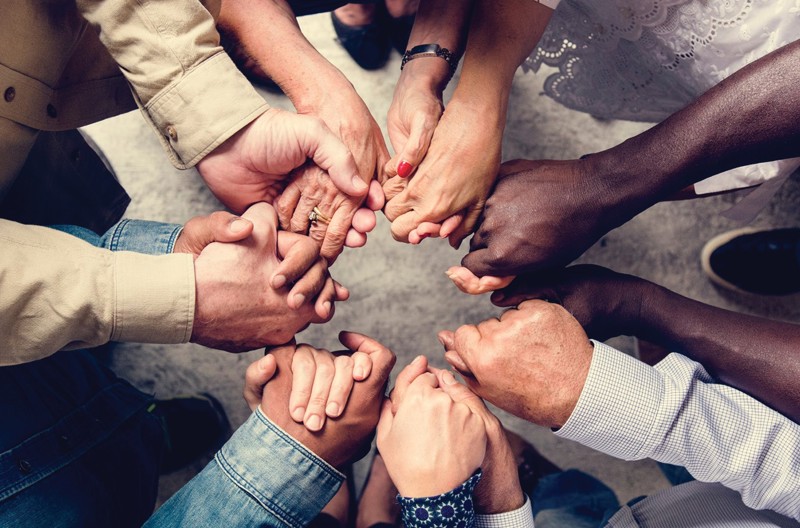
left=334, top=355, right=354, bottom=369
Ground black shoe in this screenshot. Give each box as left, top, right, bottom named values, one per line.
left=148, top=393, right=230, bottom=474
left=331, top=11, right=391, bottom=70
left=389, top=14, right=414, bottom=55
left=701, top=227, right=800, bottom=295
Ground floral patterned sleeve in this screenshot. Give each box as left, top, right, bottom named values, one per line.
left=398, top=472, right=482, bottom=528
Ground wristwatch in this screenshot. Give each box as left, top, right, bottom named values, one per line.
left=401, top=43, right=458, bottom=77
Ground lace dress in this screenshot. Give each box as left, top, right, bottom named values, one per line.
left=524, top=0, right=800, bottom=196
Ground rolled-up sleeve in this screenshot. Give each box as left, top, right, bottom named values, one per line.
left=75, top=0, right=268, bottom=168
left=0, top=219, right=194, bottom=365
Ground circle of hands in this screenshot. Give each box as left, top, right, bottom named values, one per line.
left=177, top=94, right=609, bottom=500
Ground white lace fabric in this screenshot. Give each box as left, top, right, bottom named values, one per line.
left=523, top=0, right=800, bottom=194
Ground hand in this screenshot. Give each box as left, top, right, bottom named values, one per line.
left=431, top=368, right=525, bottom=514
left=173, top=211, right=254, bottom=257
left=276, top=164, right=385, bottom=262
left=463, top=158, right=633, bottom=277
left=197, top=107, right=371, bottom=249
left=445, top=266, right=515, bottom=296
left=491, top=265, right=650, bottom=341
left=440, top=299, right=594, bottom=429
left=383, top=98, right=502, bottom=246
left=259, top=332, right=396, bottom=468
left=191, top=202, right=347, bottom=352
left=378, top=364, right=487, bottom=497
left=242, top=341, right=375, bottom=432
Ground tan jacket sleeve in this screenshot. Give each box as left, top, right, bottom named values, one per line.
left=0, top=220, right=195, bottom=366
left=75, top=0, right=268, bottom=168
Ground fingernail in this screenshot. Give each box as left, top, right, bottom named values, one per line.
left=326, top=402, right=340, bottom=417
left=354, top=366, right=365, bottom=379
left=272, top=274, right=287, bottom=289
left=230, top=218, right=249, bottom=233
left=442, top=371, right=457, bottom=385
left=306, top=414, right=322, bottom=431
left=412, top=355, right=424, bottom=366
left=322, top=301, right=331, bottom=316
left=292, top=407, right=305, bottom=422
left=437, top=334, right=447, bottom=348
left=293, top=293, right=305, bottom=307
left=352, top=175, right=368, bottom=191
left=397, top=161, right=413, bottom=178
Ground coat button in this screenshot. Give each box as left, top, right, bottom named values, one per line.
left=17, top=459, right=32, bottom=474
left=46, top=104, right=57, bottom=118
left=3, top=87, right=14, bottom=102
left=166, top=125, right=178, bottom=141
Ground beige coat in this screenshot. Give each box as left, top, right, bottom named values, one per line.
left=0, top=0, right=268, bottom=364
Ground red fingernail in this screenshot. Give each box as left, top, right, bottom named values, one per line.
left=397, top=161, right=413, bottom=178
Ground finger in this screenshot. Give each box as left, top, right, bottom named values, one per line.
left=350, top=350, right=372, bottom=381
left=445, top=266, right=514, bottom=295
left=243, top=354, right=277, bottom=412
left=351, top=208, right=377, bottom=233
left=273, top=231, right=321, bottom=289
left=338, top=331, right=396, bottom=395
left=366, top=179, right=386, bottom=211
left=437, top=330, right=455, bottom=350
left=392, top=112, right=438, bottom=178
left=345, top=228, right=368, bottom=248
left=444, top=350, right=473, bottom=377
left=289, top=346, right=316, bottom=422
left=334, top=280, right=350, bottom=301
left=408, top=222, right=441, bottom=245
left=383, top=188, right=414, bottom=222
left=303, top=349, right=335, bottom=432
left=448, top=205, right=484, bottom=249
left=461, top=248, right=506, bottom=278
left=313, top=277, right=337, bottom=320
left=389, top=209, right=424, bottom=243
left=290, top=193, right=318, bottom=235
left=490, top=277, right=553, bottom=307
left=298, top=117, right=369, bottom=197
left=287, top=257, right=326, bottom=310
left=206, top=211, right=254, bottom=243
left=241, top=202, right=280, bottom=256
left=275, top=182, right=302, bottom=231
left=439, top=214, right=464, bottom=239
left=326, top=354, right=355, bottom=418
left=317, top=206, right=351, bottom=261
left=382, top=175, right=407, bottom=204
left=389, top=355, right=428, bottom=411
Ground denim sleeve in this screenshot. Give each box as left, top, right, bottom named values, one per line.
left=51, top=219, right=182, bottom=254
left=144, top=408, right=344, bottom=528
left=398, top=472, right=482, bottom=528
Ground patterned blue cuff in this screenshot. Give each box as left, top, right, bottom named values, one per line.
left=398, top=471, right=482, bottom=528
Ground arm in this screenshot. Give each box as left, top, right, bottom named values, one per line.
left=491, top=265, right=800, bottom=423
left=557, top=342, right=800, bottom=521
left=464, top=40, right=800, bottom=277
left=384, top=0, right=554, bottom=244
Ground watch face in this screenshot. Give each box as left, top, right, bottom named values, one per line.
left=409, top=43, right=441, bottom=55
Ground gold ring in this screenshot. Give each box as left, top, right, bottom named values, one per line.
left=309, top=206, right=331, bottom=225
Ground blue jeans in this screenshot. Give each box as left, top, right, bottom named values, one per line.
left=531, top=469, right=621, bottom=528
left=0, top=220, right=182, bottom=527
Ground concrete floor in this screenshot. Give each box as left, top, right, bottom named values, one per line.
left=83, top=13, right=800, bottom=513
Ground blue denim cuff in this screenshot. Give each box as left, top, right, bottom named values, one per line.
left=399, top=471, right=482, bottom=527
left=214, top=408, right=344, bottom=528
left=101, top=219, right=183, bottom=254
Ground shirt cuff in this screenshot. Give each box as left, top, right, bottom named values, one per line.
left=141, top=51, right=268, bottom=169
left=554, top=340, right=665, bottom=461
left=475, top=495, right=534, bottom=528
left=111, top=251, right=195, bottom=344
left=399, top=471, right=482, bottom=527
left=101, top=219, right=183, bottom=254
left=215, top=408, right=344, bottom=528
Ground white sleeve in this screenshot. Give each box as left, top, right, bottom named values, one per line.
left=475, top=495, right=535, bottom=528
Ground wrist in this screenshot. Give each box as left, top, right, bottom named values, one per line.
left=398, top=57, right=452, bottom=95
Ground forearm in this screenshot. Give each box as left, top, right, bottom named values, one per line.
left=219, top=0, right=353, bottom=113
left=450, top=0, right=552, bottom=123
left=634, top=282, right=800, bottom=422
left=589, top=39, right=800, bottom=210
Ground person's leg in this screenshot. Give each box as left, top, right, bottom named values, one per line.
left=0, top=351, right=163, bottom=528
left=532, top=469, right=620, bottom=528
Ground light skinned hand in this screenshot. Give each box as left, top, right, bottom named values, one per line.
left=383, top=98, right=502, bottom=246
left=440, top=299, right=594, bottom=429
left=378, top=366, right=487, bottom=498
left=173, top=211, right=254, bottom=256
left=491, top=265, right=648, bottom=341
left=196, top=107, right=372, bottom=257
left=430, top=368, right=525, bottom=514
left=446, top=266, right=515, bottom=295
left=191, top=202, right=346, bottom=352
left=260, top=333, right=396, bottom=468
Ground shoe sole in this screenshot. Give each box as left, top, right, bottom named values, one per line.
left=700, top=227, right=760, bottom=295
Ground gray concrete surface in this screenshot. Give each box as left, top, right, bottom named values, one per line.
left=82, top=12, right=800, bottom=513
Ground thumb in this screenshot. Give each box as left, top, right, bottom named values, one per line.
left=244, top=354, right=277, bottom=412
left=387, top=112, right=437, bottom=179
left=174, top=211, right=253, bottom=255
left=297, top=118, right=368, bottom=198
